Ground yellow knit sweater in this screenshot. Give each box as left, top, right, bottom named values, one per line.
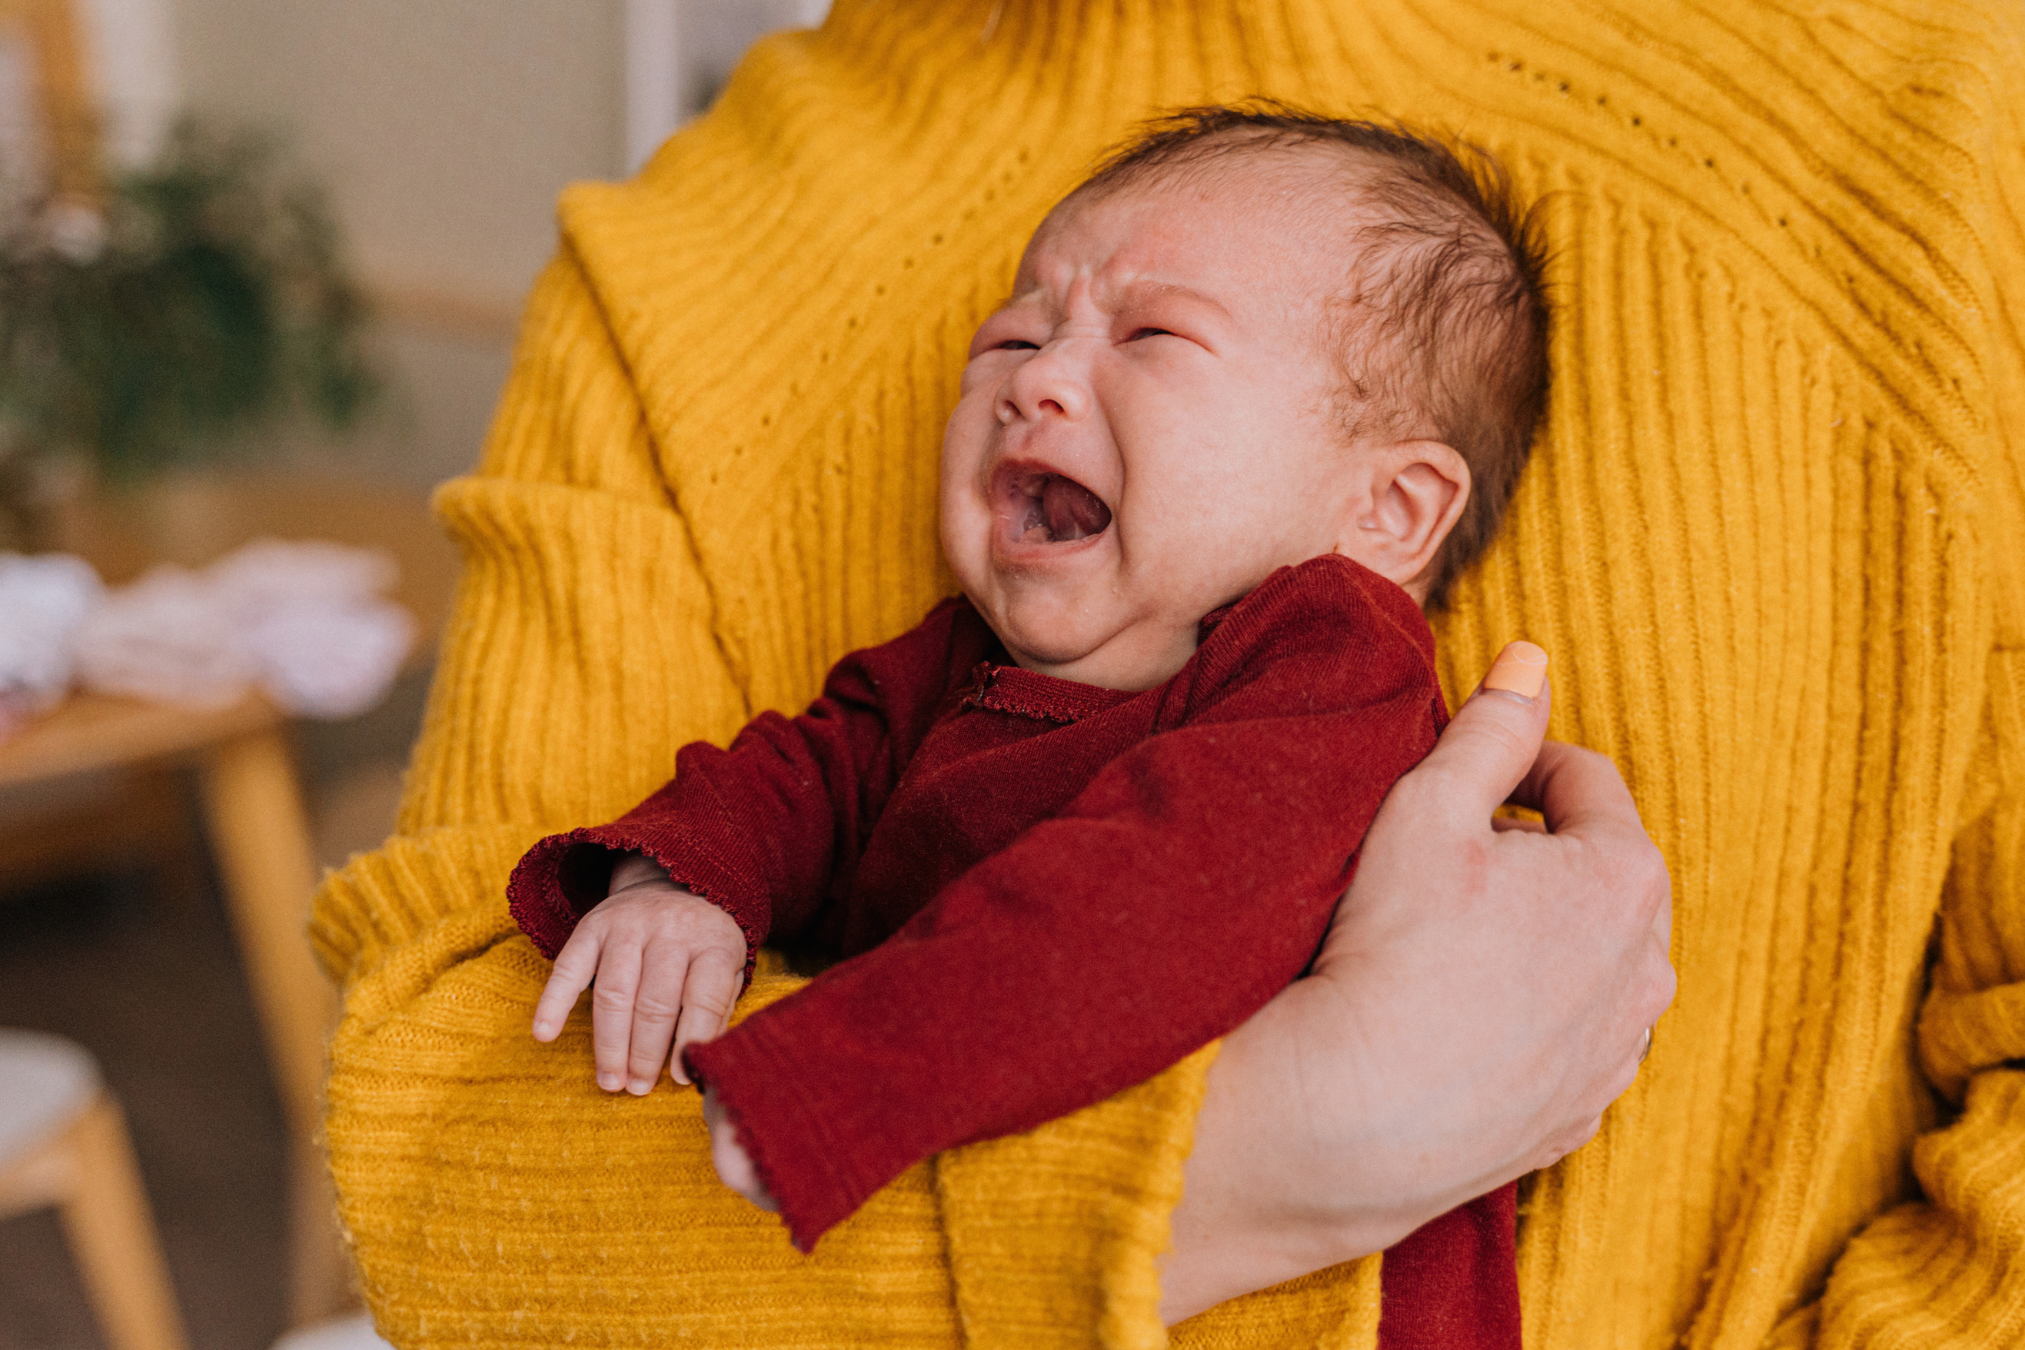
left=309, top=2, right=2025, bottom=1345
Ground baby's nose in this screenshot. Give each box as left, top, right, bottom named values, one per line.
left=998, top=393, right=1069, bottom=423
left=1000, top=344, right=1091, bottom=423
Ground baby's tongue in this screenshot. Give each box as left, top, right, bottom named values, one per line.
left=1042, top=475, right=1111, bottom=541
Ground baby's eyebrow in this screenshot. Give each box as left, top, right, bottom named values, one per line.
left=988, top=278, right=1233, bottom=321
left=1114, top=280, right=1232, bottom=318
left=991, top=283, right=1044, bottom=313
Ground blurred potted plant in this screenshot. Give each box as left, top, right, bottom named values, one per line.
left=0, top=123, right=376, bottom=548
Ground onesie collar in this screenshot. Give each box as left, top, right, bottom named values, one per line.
left=959, top=597, right=1242, bottom=725
left=961, top=663, right=1138, bottom=725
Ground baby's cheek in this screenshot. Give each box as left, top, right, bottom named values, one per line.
left=938, top=509, right=993, bottom=592
left=957, top=361, right=994, bottom=396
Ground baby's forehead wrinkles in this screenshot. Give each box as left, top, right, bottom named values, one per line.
left=1001, top=265, right=1108, bottom=322
left=1016, top=257, right=1232, bottom=321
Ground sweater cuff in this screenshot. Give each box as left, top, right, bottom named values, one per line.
left=505, top=824, right=767, bottom=982
left=683, top=1018, right=871, bottom=1251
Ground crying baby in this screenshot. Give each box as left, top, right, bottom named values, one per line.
left=508, top=103, right=1548, bottom=1343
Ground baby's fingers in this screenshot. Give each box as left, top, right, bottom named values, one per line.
left=670, top=947, right=743, bottom=1086
left=532, top=932, right=603, bottom=1042
left=588, top=942, right=646, bottom=1092
left=624, top=944, right=688, bottom=1096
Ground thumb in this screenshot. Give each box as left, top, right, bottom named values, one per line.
left=1417, top=641, right=1551, bottom=825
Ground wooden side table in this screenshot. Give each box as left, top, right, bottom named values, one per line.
left=0, top=692, right=350, bottom=1324
left=3, top=472, right=459, bottom=1326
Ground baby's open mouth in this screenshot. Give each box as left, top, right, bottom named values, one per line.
left=997, top=466, right=1112, bottom=545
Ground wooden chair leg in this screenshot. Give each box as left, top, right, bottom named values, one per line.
left=196, top=726, right=334, bottom=1143
left=197, top=725, right=357, bottom=1324
left=56, top=1094, right=193, bottom=1350
left=288, top=1136, right=356, bottom=1323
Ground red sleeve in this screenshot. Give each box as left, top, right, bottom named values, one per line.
left=505, top=598, right=989, bottom=967
left=685, top=559, right=1447, bottom=1250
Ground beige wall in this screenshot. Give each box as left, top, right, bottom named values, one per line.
left=169, top=0, right=628, bottom=487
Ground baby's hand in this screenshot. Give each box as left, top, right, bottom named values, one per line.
left=530, top=854, right=746, bottom=1095
left=701, top=1086, right=779, bottom=1212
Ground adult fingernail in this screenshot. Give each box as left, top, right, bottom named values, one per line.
left=1481, top=641, right=1549, bottom=699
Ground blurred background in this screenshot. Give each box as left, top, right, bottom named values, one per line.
left=0, top=3, right=825, bottom=1348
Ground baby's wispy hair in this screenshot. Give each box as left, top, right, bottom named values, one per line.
left=1076, top=103, right=1552, bottom=609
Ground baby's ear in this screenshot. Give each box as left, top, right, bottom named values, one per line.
left=1335, top=440, right=1470, bottom=602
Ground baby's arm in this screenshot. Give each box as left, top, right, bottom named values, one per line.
left=509, top=598, right=989, bottom=965
left=509, top=599, right=996, bottom=1096
left=702, top=1086, right=777, bottom=1211
left=531, top=853, right=747, bottom=1095
left=684, top=560, right=1449, bottom=1248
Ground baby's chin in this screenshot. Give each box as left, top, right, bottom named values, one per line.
left=982, top=598, right=1196, bottom=692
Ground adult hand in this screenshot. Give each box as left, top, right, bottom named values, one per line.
left=1160, top=643, right=1674, bottom=1323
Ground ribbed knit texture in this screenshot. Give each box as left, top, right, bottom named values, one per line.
left=310, top=1, right=2025, bottom=1346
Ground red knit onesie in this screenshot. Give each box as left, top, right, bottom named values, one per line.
left=509, top=553, right=1520, bottom=1349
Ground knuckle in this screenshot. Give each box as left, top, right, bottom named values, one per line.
left=581, top=904, right=629, bottom=933
left=674, top=912, right=724, bottom=940
left=552, top=933, right=598, bottom=968
left=1564, top=743, right=1621, bottom=785
left=632, top=994, right=680, bottom=1021
left=693, top=907, right=742, bottom=939
left=1387, top=767, right=1456, bottom=817
left=1475, top=718, right=1532, bottom=763
left=540, top=963, right=586, bottom=994
left=643, top=933, right=699, bottom=965
left=659, top=897, right=720, bottom=930
left=1631, top=848, right=1671, bottom=892
left=1654, top=953, right=1679, bottom=995
left=1638, top=850, right=1671, bottom=898
left=698, top=940, right=746, bottom=967
left=1643, top=968, right=1679, bottom=1021
left=590, top=987, right=634, bottom=1013
left=1567, top=743, right=1613, bottom=773
left=685, top=989, right=734, bottom=1019
left=1391, top=766, right=1464, bottom=824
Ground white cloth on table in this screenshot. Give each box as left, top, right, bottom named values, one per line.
left=1, top=539, right=416, bottom=727
left=0, top=554, right=105, bottom=734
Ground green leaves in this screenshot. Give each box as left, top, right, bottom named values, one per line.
left=0, top=122, right=377, bottom=478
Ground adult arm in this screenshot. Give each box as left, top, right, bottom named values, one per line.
left=1160, top=658, right=1676, bottom=1323
left=1802, top=650, right=2025, bottom=1347
left=1800, top=65, right=2025, bottom=1342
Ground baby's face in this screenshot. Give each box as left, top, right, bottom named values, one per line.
left=940, top=162, right=1369, bottom=690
